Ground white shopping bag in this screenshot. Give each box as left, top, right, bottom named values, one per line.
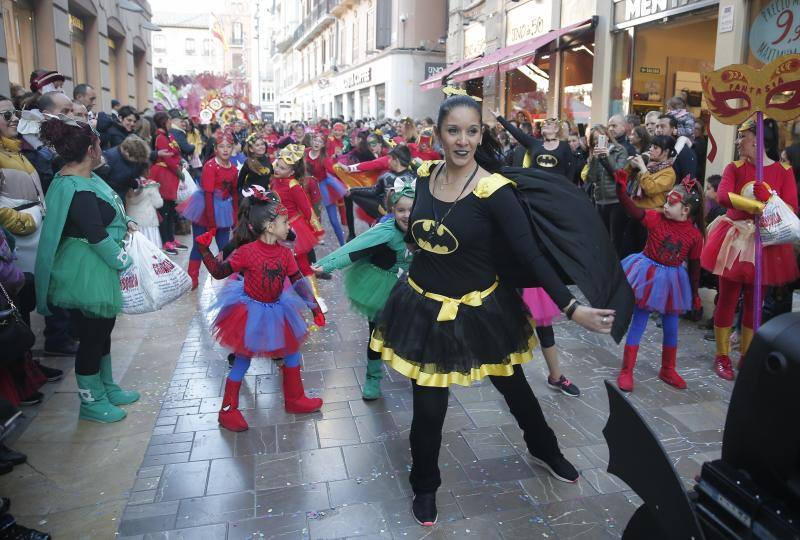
left=176, top=169, right=198, bottom=203
left=120, top=232, right=192, bottom=314
left=759, top=194, right=800, bottom=246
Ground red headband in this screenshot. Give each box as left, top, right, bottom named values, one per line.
left=215, top=128, right=235, bottom=145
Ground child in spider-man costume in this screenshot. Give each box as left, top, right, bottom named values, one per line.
left=614, top=169, right=704, bottom=392
left=195, top=186, right=326, bottom=432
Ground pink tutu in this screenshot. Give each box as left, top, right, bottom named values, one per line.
left=522, top=288, right=561, bottom=327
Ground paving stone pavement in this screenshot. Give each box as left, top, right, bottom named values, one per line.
left=107, top=230, right=736, bottom=540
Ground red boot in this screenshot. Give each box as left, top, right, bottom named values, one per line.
left=714, top=355, right=735, bottom=381
left=658, top=346, right=686, bottom=389
left=188, top=259, right=201, bottom=290
left=219, top=378, right=248, bottom=432
left=282, top=365, right=322, bottom=413
left=617, top=345, right=639, bottom=392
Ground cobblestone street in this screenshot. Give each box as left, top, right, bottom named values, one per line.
left=2, top=233, right=735, bottom=539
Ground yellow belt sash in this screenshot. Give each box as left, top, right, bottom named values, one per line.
left=408, top=277, right=499, bottom=322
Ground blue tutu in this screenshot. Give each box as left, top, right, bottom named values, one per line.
left=621, top=252, right=692, bottom=315
left=211, top=278, right=310, bottom=357
left=179, top=190, right=235, bottom=228
left=319, top=174, right=348, bottom=206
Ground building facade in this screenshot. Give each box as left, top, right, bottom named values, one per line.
left=270, top=0, right=447, bottom=122
left=0, top=0, right=154, bottom=110
left=434, top=0, right=795, bottom=176
left=151, top=1, right=255, bottom=95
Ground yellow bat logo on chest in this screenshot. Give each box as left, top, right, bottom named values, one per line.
left=536, top=154, right=559, bottom=168
left=411, top=219, right=458, bottom=254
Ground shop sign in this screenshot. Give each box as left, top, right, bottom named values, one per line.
left=342, top=68, right=372, bottom=89
left=640, top=66, right=661, bottom=74
left=425, top=63, right=447, bottom=79
left=507, top=0, right=553, bottom=45
left=464, top=23, right=486, bottom=58
left=749, top=0, right=800, bottom=64
left=613, top=0, right=717, bottom=28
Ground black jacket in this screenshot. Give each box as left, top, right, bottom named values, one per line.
left=169, top=128, right=195, bottom=161
left=96, top=112, right=132, bottom=149
left=96, top=146, right=148, bottom=199
left=673, top=145, right=697, bottom=182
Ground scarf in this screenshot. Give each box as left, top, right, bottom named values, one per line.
left=0, top=137, right=35, bottom=174
left=646, top=157, right=674, bottom=174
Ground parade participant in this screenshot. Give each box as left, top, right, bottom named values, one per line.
left=701, top=120, right=799, bottom=379
left=520, top=288, right=581, bottom=396
left=369, top=93, right=616, bottom=526
left=238, top=133, right=273, bottom=195
left=180, top=127, right=238, bottom=290
left=494, top=113, right=574, bottom=179
left=407, top=128, right=441, bottom=161
left=262, top=122, right=279, bottom=158
left=305, top=133, right=347, bottom=246
left=313, top=178, right=415, bottom=400
left=614, top=170, right=704, bottom=391
left=271, top=144, right=327, bottom=312
left=35, top=116, right=139, bottom=423
left=326, top=122, right=348, bottom=157
left=195, top=187, right=326, bottom=432
left=149, top=112, right=187, bottom=255
left=347, top=145, right=415, bottom=222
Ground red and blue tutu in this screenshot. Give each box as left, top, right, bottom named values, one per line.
left=211, top=278, right=310, bottom=358
left=622, top=252, right=692, bottom=315
left=319, top=174, right=348, bottom=206
left=178, top=190, right=235, bottom=228
left=521, top=288, right=561, bottom=327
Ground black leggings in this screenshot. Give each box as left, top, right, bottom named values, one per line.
left=158, top=200, right=178, bottom=244
left=535, top=325, right=555, bottom=348
left=71, top=311, right=116, bottom=375
left=367, top=321, right=380, bottom=360
left=409, top=364, right=560, bottom=494
left=344, top=196, right=356, bottom=238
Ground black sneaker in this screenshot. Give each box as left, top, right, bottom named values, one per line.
left=162, top=243, right=178, bottom=255
left=316, top=272, right=333, bottom=281
left=547, top=375, right=580, bottom=397
left=0, top=445, right=26, bottom=466
left=529, top=453, right=579, bottom=483
left=412, top=492, right=437, bottom=526
left=35, top=362, right=64, bottom=383
left=43, top=341, right=78, bottom=357
left=19, top=392, right=43, bottom=406
left=0, top=515, right=51, bottom=540
left=704, top=330, right=716, bottom=342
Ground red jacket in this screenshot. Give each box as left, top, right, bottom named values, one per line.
left=149, top=129, right=182, bottom=201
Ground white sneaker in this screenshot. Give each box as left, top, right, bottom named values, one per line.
left=317, top=296, right=328, bottom=314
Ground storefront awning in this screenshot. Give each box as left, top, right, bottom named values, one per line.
left=419, top=56, right=482, bottom=91
left=450, top=18, right=593, bottom=83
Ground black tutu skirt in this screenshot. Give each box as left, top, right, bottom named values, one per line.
left=369, top=280, right=537, bottom=387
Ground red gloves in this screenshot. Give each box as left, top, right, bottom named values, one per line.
left=693, top=295, right=702, bottom=312
left=753, top=182, right=771, bottom=202
left=196, top=228, right=216, bottom=248
left=614, top=169, right=628, bottom=192
left=313, top=311, right=326, bottom=327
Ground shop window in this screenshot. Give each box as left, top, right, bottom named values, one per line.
left=70, top=14, right=87, bottom=85
left=376, top=83, right=385, bottom=119
left=560, top=31, right=595, bottom=128
left=505, top=55, right=549, bottom=122
left=360, top=89, right=370, bottom=118
left=609, top=30, right=632, bottom=117
left=185, top=38, right=196, bottom=55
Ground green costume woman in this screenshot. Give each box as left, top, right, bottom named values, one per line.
left=35, top=171, right=140, bottom=423
left=315, top=183, right=415, bottom=399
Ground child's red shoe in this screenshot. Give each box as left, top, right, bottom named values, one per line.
left=219, top=378, right=249, bottom=432
left=282, top=365, right=322, bottom=413
left=658, top=346, right=687, bottom=389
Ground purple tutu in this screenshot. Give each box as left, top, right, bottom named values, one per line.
left=211, top=278, right=310, bottom=357
left=179, top=190, right=235, bottom=228
left=622, top=252, right=692, bottom=315
left=319, top=174, right=348, bottom=206
left=522, top=288, right=561, bottom=326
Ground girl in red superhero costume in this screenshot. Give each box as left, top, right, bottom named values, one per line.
left=306, top=132, right=347, bottom=246
left=701, top=120, right=799, bottom=380
left=195, top=187, right=326, bottom=432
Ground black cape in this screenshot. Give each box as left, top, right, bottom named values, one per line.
left=495, top=167, right=633, bottom=343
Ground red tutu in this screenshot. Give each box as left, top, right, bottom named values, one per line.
left=701, top=217, right=799, bottom=285
left=289, top=216, right=320, bottom=255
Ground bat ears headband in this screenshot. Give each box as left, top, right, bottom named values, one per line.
left=276, top=144, right=306, bottom=165
left=442, top=85, right=483, bottom=102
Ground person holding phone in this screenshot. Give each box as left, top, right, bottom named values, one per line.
left=581, top=125, right=628, bottom=253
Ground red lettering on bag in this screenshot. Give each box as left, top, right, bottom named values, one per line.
left=760, top=213, right=783, bottom=228
left=120, top=273, right=139, bottom=291
left=151, top=259, right=176, bottom=275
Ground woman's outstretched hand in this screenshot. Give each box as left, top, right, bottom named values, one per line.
left=571, top=305, right=615, bottom=333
